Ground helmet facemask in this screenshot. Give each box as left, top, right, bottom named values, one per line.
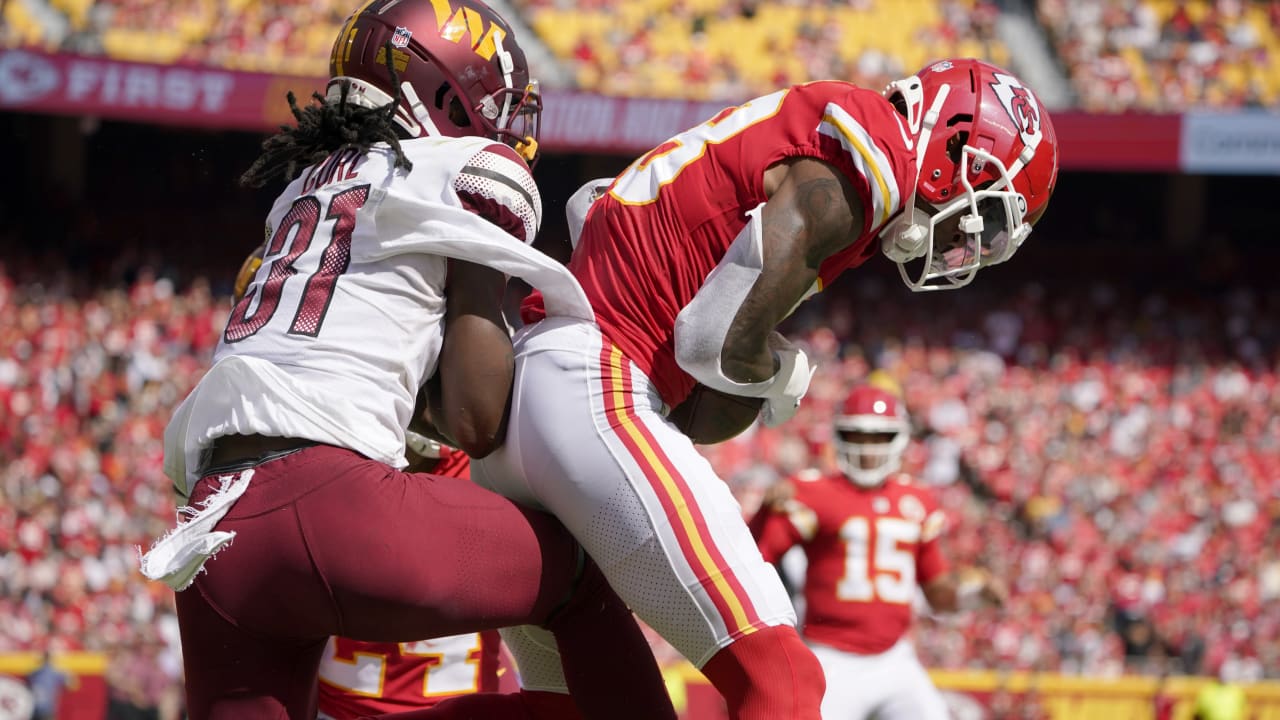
left=889, top=145, right=1033, bottom=291
left=880, top=68, right=1044, bottom=292
left=834, top=423, right=909, bottom=488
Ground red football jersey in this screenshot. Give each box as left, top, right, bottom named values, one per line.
left=752, top=473, right=949, bottom=655
left=317, top=632, right=503, bottom=718
left=523, top=81, right=916, bottom=406
left=317, top=447, right=502, bottom=719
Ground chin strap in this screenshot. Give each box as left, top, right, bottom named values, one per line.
left=879, top=83, right=951, bottom=263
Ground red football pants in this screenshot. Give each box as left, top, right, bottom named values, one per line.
left=175, top=445, right=673, bottom=720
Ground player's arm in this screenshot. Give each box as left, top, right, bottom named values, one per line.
left=747, top=481, right=810, bottom=563
left=674, top=157, right=864, bottom=425
left=724, top=157, right=865, bottom=382
left=427, top=259, right=514, bottom=458
left=921, top=567, right=1007, bottom=614
left=912, top=502, right=1006, bottom=613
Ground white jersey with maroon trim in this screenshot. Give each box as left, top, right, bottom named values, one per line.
left=164, top=137, right=542, bottom=495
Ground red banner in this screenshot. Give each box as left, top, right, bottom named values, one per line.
left=0, top=48, right=319, bottom=132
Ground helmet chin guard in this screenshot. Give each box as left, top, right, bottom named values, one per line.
left=885, top=143, right=1035, bottom=291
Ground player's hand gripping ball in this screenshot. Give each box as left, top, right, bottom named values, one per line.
left=668, top=384, right=763, bottom=445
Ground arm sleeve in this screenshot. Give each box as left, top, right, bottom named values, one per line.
left=916, top=491, right=951, bottom=585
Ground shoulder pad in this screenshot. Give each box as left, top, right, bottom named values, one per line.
left=454, top=142, right=542, bottom=245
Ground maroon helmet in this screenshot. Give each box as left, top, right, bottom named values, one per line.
left=328, top=0, right=542, bottom=163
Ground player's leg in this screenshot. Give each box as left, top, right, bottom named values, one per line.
left=475, top=320, right=823, bottom=719
left=176, top=574, right=328, bottom=720
left=808, top=643, right=882, bottom=720
left=871, top=644, right=950, bottom=720
left=184, top=445, right=673, bottom=720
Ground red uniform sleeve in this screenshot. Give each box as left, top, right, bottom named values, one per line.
left=915, top=488, right=950, bottom=585
left=750, top=505, right=802, bottom=564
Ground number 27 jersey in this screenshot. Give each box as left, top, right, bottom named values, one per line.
left=523, top=81, right=916, bottom=407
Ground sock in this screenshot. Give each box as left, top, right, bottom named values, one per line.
left=699, top=624, right=825, bottom=720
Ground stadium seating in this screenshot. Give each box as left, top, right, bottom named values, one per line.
left=10, top=0, right=1276, bottom=109
left=1038, top=0, right=1280, bottom=110
left=514, top=0, right=1009, bottom=100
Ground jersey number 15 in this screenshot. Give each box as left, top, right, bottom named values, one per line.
left=836, top=516, right=918, bottom=605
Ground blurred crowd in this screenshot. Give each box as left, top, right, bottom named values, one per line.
left=1038, top=0, right=1280, bottom=110
left=512, top=0, right=1007, bottom=101
left=2, top=254, right=1278, bottom=693
left=7, top=0, right=1278, bottom=109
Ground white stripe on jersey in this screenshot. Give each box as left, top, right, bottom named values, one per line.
left=817, top=105, right=901, bottom=229
left=454, top=144, right=542, bottom=245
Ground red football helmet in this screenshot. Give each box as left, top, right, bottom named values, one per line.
left=328, top=0, right=542, bottom=163
left=833, top=384, right=910, bottom=488
left=879, top=59, right=1059, bottom=291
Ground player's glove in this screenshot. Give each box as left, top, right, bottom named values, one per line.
left=759, top=332, right=816, bottom=427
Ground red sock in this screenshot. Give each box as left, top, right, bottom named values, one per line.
left=359, top=689, right=582, bottom=720
left=699, top=625, right=825, bottom=720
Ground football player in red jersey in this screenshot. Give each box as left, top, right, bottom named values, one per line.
left=750, top=383, right=1006, bottom=720
left=138, top=1, right=675, bottom=719
left=473, top=59, right=1057, bottom=719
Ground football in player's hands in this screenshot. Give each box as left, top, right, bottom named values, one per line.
left=668, top=384, right=763, bottom=445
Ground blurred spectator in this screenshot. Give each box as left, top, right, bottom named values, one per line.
left=26, top=652, right=67, bottom=720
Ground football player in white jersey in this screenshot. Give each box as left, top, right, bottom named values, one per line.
left=139, top=2, right=675, bottom=720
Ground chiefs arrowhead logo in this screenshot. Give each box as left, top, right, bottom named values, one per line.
left=989, top=72, right=1042, bottom=150
left=0, top=51, right=60, bottom=105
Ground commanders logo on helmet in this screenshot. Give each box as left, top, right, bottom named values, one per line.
left=328, top=0, right=542, bottom=163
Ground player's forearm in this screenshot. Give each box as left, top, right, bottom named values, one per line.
left=922, top=576, right=961, bottom=614
left=435, top=260, right=515, bottom=458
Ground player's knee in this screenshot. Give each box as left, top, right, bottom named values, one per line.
left=543, top=554, right=619, bottom=631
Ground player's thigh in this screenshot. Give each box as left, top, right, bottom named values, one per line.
left=177, top=581, right=327, bottom=720
left=286, top=448, right=582, bottom=641
left=493, top=322, right=795, bottom=665
left=873, top=655, right=949, bottom=720
left=811, top=644, right=880, bottom=720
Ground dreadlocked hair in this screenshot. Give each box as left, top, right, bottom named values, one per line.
left=240, top=42, right=414, bottom=189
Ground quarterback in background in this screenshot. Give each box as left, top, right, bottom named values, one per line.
left=751, top=383, right=1006, bottom=720
left=474, top=57, right=1058, bottom=720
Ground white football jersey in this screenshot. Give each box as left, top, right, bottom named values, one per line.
left=164, top=136, right=554, bottom=496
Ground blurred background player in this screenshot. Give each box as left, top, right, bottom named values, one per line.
left=750, top=381, right=1006, bottom=720
left=316, top=441, right=506, bottom=720
left=137, top=0, right=676, bottom=718
left=474, top=57, right=1057, bottom=720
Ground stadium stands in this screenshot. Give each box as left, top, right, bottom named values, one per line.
left=9, top=0, right=1275, bottom=109
left=1038, top=0, right=1280, bottom=110
left=513, top=0, right=1008, bottom=100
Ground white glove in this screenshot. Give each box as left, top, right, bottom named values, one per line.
left=759, top=332, right=816, bottom=427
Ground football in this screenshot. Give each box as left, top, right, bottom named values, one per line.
left=668, top=384, right=764, bottom=445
